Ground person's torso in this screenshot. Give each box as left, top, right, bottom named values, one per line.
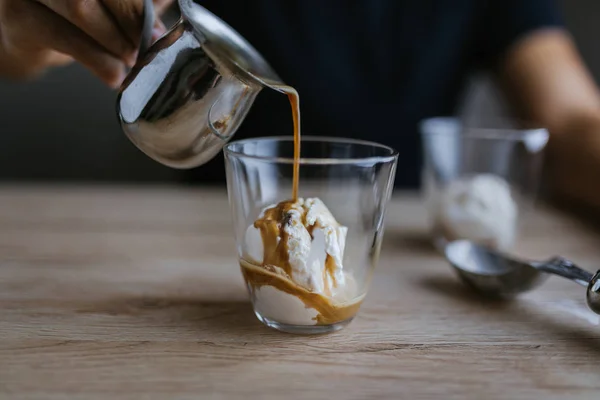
left=186, top=0, right=485, bottom=187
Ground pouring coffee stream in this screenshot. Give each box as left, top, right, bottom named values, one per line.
left=287, top=89, right=301, bottom=201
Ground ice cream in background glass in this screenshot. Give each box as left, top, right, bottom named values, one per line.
left=420, top=117, right=549, bottom=251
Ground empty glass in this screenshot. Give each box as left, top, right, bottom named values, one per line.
left=420, top=117, right=549, bottom=251
left=224, top=137, right=398, bottom=334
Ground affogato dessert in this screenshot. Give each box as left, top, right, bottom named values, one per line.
left=240, top=198, right=363, bottom=326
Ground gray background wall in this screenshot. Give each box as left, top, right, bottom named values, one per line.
left=0, top=1, right=596, bottom=183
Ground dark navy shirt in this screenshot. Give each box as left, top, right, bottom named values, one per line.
left=185, top=0, right=563, bottom=187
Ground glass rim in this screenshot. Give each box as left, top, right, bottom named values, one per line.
left=461, top=127, right=548, bottom=141
left=223, top=136, right=399, bottom=165
left=420, top=117, right=549, bottom=142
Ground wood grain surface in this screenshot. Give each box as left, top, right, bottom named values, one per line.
left=0, top=186, right=599, bottom=399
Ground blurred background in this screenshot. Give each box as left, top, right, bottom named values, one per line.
left=0, top=0, right=596, bottom=184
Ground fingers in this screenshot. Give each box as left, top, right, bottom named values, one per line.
left=101, top=0, right=143, bottom=47
left=36, top=0, right=136, bottom=64
left=1, top=0, right=126, bottom=87
left=38, top=51, right=74, bottom=68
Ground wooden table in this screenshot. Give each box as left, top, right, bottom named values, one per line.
left=0, top=186, right=599, bottom=399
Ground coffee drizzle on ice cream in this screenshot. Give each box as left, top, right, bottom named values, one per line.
left=241, top=88, right=361, bottom=325
left=253, top=200, right=299, bottom=278
left=241, top=259, right=363, bottom=325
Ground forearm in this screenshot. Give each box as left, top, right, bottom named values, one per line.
left=498, top=29, right=600, bottom=211
left=546, top=113, right=600, bottom=210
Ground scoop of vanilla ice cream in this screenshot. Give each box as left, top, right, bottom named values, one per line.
left=282, top=202, right=325, bottom=292
left=244, top=223, right=265, bottom=264
left=244, top=198, right=348, bottom=295
left=253, top=285, right=319, bottom=325
left=438, top=174, right=518, bottom=250
left=304, top=198, right=348, bottom=291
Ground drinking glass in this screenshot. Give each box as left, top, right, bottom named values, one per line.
left=224, top=136, right=398, bottom=334
left=420, top=117, right=549, bottom=251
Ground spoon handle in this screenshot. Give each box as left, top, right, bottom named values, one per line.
left=535, top=257, right=600, bottom=315
left=588, top=271, right=600, bottom=314
left=534, top=257, right=593, bottom=287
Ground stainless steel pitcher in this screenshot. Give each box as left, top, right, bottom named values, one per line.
left=117, top=0, right=287, bottom=168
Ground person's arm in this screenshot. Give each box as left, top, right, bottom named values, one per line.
left=497, top=29, right=600, bottom=212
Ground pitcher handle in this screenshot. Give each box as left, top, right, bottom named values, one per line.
left=139, top=0, right=156, bottom=63
left=207, top=96, right=230, bottom=141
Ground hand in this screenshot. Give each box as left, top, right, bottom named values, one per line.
left=0, top=0, right=174, bottom=87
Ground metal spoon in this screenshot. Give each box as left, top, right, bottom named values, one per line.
left=444, top=240, right=600, bottom=314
